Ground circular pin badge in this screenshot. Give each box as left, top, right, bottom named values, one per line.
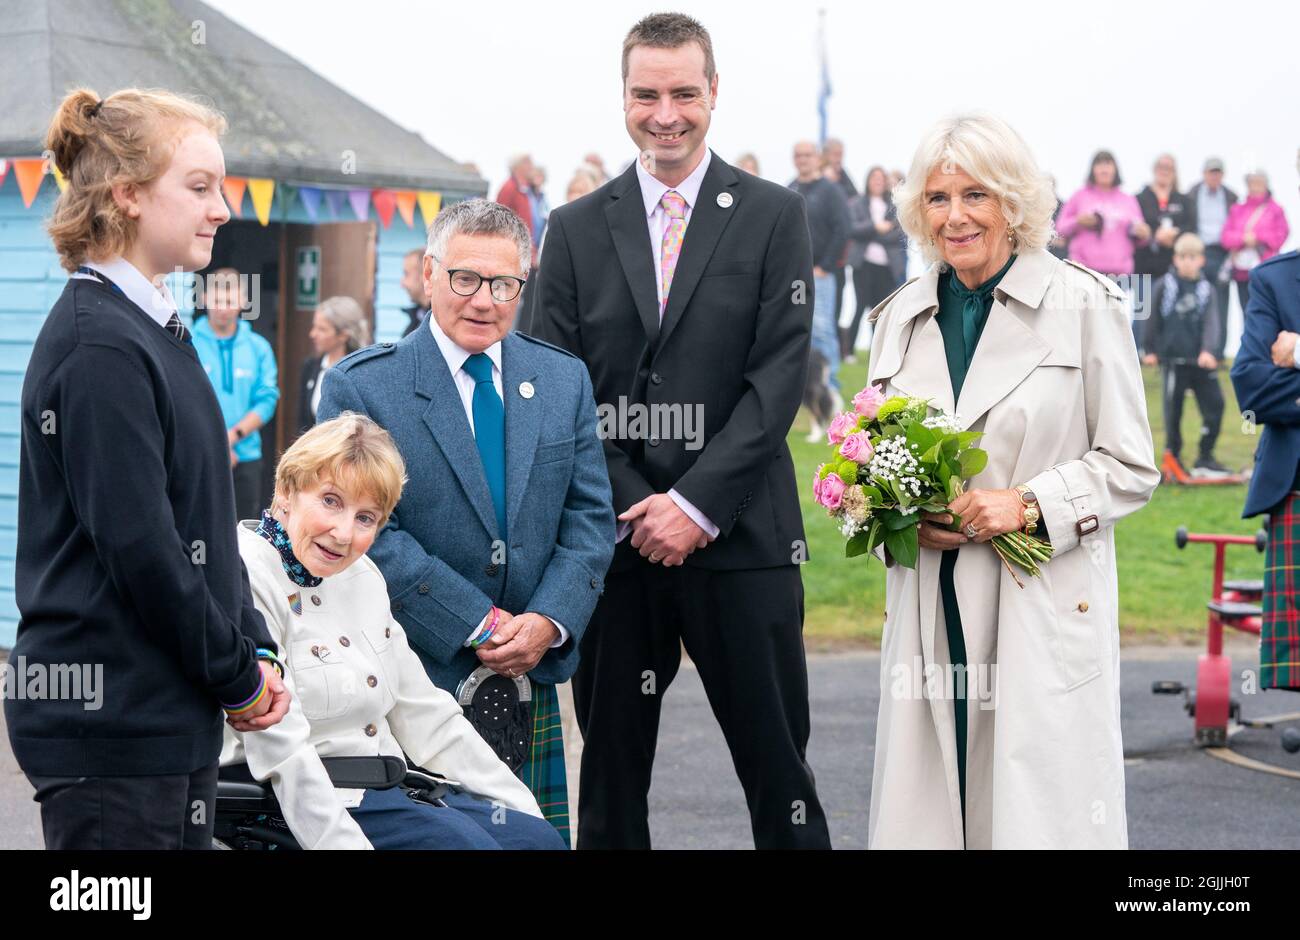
left=519, top=381, right=535, bottom=399
left=716, top=192, right=733, bottom=208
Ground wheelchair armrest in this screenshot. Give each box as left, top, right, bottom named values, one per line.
left=220, top=755, right=406, bottom=791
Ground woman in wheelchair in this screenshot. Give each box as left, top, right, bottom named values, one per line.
left=220, top=413, right=564, bottom=849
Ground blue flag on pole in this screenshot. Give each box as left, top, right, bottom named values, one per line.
left=817, top=11, right=831, bottom=147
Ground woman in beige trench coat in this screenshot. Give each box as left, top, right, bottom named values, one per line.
left=865, top=114, right=1160, bottom=849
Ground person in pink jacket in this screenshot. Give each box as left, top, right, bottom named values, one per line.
left=1057, top=151, right=1152, bottom=276
left=1221, top=169, right=1290, bottom=313
left=1057, top=150, right=1152, bottom=350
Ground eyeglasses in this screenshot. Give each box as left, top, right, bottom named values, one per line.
left=431, top=255, right=526, bottom=302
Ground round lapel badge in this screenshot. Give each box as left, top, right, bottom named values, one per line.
left=519, top=381, right=535, bottom=399
left=716, top=192, right=733, bottom=208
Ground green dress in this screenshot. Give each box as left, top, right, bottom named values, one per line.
left=933, top=254, right=1015, bottom=831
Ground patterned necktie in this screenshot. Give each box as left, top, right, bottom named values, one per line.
left=462, top=352, right=507, bottom=539
left=165, top=312, right=192, bottom=345
left=659, top=190, right=688, bottom=317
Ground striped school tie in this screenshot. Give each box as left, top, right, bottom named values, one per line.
left=164, top=312, right=192, bottom=345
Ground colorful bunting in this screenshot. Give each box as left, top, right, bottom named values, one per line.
left=324, top=189, right=348, bottom=220
left=222, top=177, right=247, bottom=218
left=0, top=159, right=461, bottom=235
left=14, top=159, right=47, bottom=208
left=298, top=186, right=322, bottom=222
left=372, top=189, right=397, bottom=228
left=395, top=190, right=417, bottom=228
left=247, top=178, right=275, bottom=226
left=347, top=189, right=371, bottom=222
left=417, top=191, right=442, bottom=229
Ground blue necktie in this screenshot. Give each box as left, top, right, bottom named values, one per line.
left=463, top=352, right=507, bottom=539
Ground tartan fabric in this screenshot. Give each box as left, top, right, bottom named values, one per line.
left=1262, top=493, right=1300, bottom=690
left=518, top=679, right=569, bottom=846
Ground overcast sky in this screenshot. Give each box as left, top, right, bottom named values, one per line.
left=210, top=0, right=1298, bottom=248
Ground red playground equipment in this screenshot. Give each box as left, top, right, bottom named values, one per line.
left=1151, top=526, right=1266, bottom=746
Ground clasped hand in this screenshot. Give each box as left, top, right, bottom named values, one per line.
left=621, top=493, right=711, bottom=566
left=918, top=488, right=1024, bottom=551
left=476, top=611, right=558, bottom=677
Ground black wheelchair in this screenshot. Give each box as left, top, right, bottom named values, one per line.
left=213, top=755, right=451, bottom=850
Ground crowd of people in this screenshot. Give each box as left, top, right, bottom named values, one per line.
left=6, top=11, right=1300, bottom=854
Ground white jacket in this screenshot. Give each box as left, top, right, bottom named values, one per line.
left=221, top=522, right=543, bottom=849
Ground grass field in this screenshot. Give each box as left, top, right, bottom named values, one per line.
left=794, top=352, right=1267, bottom=647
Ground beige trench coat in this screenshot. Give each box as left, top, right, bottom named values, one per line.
left=864, top=249, right=1160, bottom=849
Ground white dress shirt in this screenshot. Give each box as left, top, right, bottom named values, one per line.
left=72, top=257, right=178, bottom=327
left=221, top=523, right=543, bottom=849
left=428, top=317, right=570, bottom=647
left=627, top=150, right=721, bottom=541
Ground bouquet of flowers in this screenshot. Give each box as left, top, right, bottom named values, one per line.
left=812, top=384, right=1053, bottom=584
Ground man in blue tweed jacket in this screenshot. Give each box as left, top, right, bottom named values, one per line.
left=318, top=201, right=614, bottom=839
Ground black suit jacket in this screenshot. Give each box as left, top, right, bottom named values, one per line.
left=530, top=152, right=813, bottom=572
left=298, top=354, right=323, bottom=434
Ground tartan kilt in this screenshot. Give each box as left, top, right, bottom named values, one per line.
left=1262, top=493, right=1300, bottom=691
left=518, top=680, right=570, bottom=847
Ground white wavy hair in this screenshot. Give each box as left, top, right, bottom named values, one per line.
left=894, top=113, right=1057, bottom=268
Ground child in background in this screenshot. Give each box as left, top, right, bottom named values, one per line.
left=1143, top=233, right=1229, bottom=478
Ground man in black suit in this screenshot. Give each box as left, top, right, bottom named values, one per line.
left=530, top=11, right=830, bottom=849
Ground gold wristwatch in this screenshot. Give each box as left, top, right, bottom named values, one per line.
left=1014, top=484, right=1039, bottom=535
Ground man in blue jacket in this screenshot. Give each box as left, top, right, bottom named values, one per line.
left=318, top=200, right=614, bottom=844
left=1230, top=245, right=1300, bottom=691
left=192, top=269, right=280, bottom=520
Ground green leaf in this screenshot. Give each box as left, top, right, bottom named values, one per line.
left=846, top=529, right=873, bottom=558
left=881, top=509, right=917, bottom=531
left=959, top=448, right=988, bottom=477
left=885, top=524, right=919, bottom=569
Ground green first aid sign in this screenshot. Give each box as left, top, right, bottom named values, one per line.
left=296, top=246, right=321, bottom=309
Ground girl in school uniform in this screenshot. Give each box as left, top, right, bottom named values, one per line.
left=5, top=88, right=289, bottom=849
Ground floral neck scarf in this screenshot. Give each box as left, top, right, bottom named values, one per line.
left=255, top=509, right=323, bottom=588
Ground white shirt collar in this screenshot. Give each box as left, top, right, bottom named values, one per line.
left=636, top=147, right=712, bottom=218
left=428, top=313, right=502, bottom=378
left=79, top=257, right=177, bottom=328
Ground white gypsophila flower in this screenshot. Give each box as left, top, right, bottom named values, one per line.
left=922, top=413, right=963, bottom=433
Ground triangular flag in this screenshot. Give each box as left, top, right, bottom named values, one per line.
left=347, top=189, right=371, bottom=222
left=247, top=178, right=275, bottom=226
left=51, top=163, right=68, bottom=193
left=222, top=177, right=247, bottom=218
left=14, top=159, right=47, bottom=208
left=277, top=183, right=296, bottom=222
left=395, top=191, right=417, bottom=228
left=298, top=186, right=322, bottom=222
left=324, top=189, right=348, bottom=219
left=372, top=189, right=397, bottom=229
left=417, top=191, right=442, bottom=228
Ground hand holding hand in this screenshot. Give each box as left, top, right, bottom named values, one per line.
left=227, top=661, right=291, bottom=732
left=621, top=494, right=710, bottom=566
left=475, top=612, right=558, bottom=677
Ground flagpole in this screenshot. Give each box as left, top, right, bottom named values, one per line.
left=817, top=9, right=830, bottom=148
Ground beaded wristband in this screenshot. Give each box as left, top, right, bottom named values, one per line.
left=471, top=606, right=501, bottom=649
left=256, top=647, right=285, bottom=678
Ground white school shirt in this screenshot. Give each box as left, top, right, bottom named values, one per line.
left=73, top=257, right=178, bottom=327
left=628, top=149, right=721, bottom=539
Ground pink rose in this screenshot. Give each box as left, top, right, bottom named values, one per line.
left=826, top=412, right=858, bottom=445
left=839, top=431, right=874, bottom=463
left=817, top=472, right=846, bottom=511
left=812, top=469, right=823, bottom=501
left=853, top=384, right=888, bottom=419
